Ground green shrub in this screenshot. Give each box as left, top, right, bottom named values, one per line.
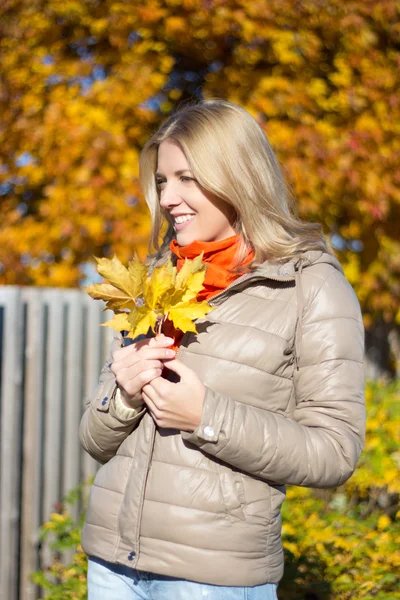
left=279, top=380, right=400, bottom=599
left=31, top=486, right=88, bottom=600
left=33, top=381, right=399, bottom=599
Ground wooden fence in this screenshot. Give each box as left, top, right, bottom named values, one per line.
left=0, top=286, right=113, bottom=600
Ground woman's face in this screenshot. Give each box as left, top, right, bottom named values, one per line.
left=156, top=139, right=236, bottom=246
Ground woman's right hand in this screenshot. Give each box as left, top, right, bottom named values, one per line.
left=111, top=335, right=175, bottom=409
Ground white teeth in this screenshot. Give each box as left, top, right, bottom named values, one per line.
left=174, top=215, right=194, bottom=224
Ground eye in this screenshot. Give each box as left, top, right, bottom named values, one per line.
left=155, top=178, right=166, bottom=188
left=180, top=176, right=196, bottom=183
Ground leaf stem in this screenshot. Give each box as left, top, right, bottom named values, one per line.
left=156, top=316, right=163, bottom=336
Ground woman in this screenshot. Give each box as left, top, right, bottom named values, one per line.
left=80, top=99, right=365, bottom=599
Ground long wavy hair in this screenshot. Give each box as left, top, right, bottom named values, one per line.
left=139, top=98, right=333, bottom=268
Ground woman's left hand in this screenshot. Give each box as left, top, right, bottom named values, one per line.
left=141, top=359, right=205, bottom=432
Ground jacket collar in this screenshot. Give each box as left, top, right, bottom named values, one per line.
left=209, top=250, right=343, bottom=298
left=254, top=250, right=344, bottom=280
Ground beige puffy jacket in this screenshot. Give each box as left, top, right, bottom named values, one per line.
left=80, top=250, right=365, bottom=586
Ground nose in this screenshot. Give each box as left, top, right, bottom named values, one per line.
left=159, top=182, right=182, bottom=211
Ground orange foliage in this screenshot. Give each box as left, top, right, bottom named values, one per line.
left=0, top=0, right=399, bottom=323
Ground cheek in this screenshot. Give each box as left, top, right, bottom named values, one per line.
left=212, top=208, right=232, bottom=229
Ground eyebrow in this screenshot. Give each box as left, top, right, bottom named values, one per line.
left=155, top=169, right=193, bottom=177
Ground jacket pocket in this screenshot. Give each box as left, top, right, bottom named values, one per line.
left=218, top=470, right=247, bottom=522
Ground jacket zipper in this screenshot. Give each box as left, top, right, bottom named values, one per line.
left=131, top=331, right=189, bottom=565
left=131, top=419, right=156, bottom=566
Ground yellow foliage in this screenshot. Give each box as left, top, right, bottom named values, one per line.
left=343, top=253, right=360, bottom=286
left=165, top=16, right=187, bottom=34
left=0, top=0, right=399, bottom=326
left=377, top=514, right=391, bottom=530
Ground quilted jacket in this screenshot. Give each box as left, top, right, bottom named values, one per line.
left=79, top=250, right=365, bottom=586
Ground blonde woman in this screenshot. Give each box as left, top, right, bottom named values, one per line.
left=80, top=99, right=365, bottom=599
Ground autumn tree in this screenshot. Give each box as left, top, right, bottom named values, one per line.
left=1, top=0, right=399, bottom=369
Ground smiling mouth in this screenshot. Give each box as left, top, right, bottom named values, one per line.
left=174, top=215, right=195, bottom=224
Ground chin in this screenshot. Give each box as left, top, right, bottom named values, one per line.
left=175, top=232, right=197, bottom=246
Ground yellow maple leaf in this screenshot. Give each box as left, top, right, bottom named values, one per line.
left=166, top=254, right=205, bottom=306
left=85, top=251, right=214, bottom=340
left=143, top=262, right=174, bottom=309
left=100, top=312, right=131, bottom=333
left=95, top=254, right=142, bottom=298
left=175, top=253, right=203, bottom=288
left=168, top=300, right=212, bottom=333
left=84, top=283, right=135, bottom=311
left=127, top=305, right=158, bottom=338
left=84, top=251, right=146, bottom=312
left=127, top=251, right=148, bottom=292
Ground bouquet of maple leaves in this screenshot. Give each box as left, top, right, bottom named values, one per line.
left=85, top=252, right=214, bottom=342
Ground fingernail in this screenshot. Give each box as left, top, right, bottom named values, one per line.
left=163, top=337, right=175, bottom=344
left=166, top=349, right=175, bottom=358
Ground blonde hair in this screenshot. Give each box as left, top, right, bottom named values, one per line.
left=139, top=98, right=333, bottom=268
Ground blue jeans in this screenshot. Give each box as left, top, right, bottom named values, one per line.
left=88, top=557, right=279, bottom=599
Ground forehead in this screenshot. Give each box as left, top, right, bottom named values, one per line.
left=157, top=140, right=189, bottom=171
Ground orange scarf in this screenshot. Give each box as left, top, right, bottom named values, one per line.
left=163, top=236, right=254, bottom=349
left=169, top=235, right=255, bottom=301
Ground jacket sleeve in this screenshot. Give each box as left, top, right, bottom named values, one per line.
left=181, top=268, right=366, bottom=488
left=79, top=331, right=146, bottom=464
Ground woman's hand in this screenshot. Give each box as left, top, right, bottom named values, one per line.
left=111, top=335, right=176, bottom=409
left=142, top=359, right=206, bottom=431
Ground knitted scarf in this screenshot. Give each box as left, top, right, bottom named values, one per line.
left=163, top=235, right=255, bottom=349
left=169, top=235, right=254, bottom=301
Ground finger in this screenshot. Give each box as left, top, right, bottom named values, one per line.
left=162, top=358, right=192, bottom=378
left=117, top=366, right=161, bottom=399
left=112, top=341, right=142, bottom=365
left=131, top=367, right=163, bottom=390
left=139, top=346, right=176, bottom=361
left=112, top=346, right=175, bottom=374
left=121, top=359, right=164, bottom=380
left=147, top=335, right=175, bottom=348
left=113, top=335, right=174, bottom=363
left=117, top=368, right=161, bottom=399
left=147, top=374, right=171, bottom=395
left=142, top=387, right=162, bottom=419
left=142, top=384, right=157, bottom=405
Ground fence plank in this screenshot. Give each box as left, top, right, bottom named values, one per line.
left=101, top=308, right=115, bottom=362
left=19, top=290, right=45, bottom=600
left=64, top=291, right=84, bottom=512
left=81, top=298, right=104, bottom=485
left=41, top=291, right=65, bottom=574
left=0, top=288, right=23, bottom=600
